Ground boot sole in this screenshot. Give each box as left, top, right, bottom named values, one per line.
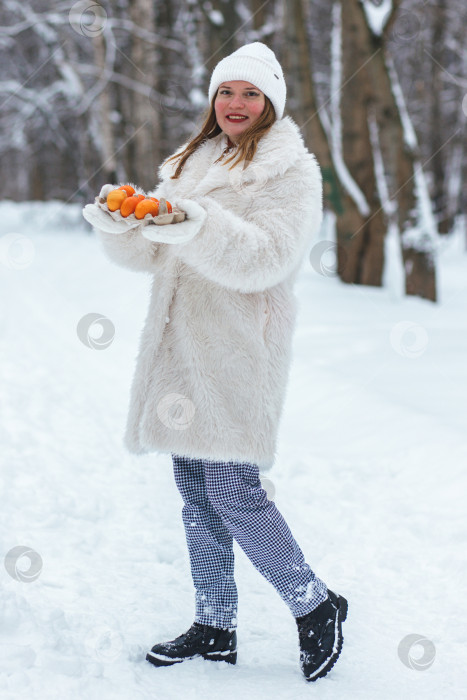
left=304, top=594, right=348, bottom=682
left=201, top=651, right=237, bottom=664
left=202, top=650, right=237, bottom=664
left=146, top=649, right=237, bottom=667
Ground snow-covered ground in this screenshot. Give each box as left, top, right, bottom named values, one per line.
left=1, top=201, right=466, bottom=699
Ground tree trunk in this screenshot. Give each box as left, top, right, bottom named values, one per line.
left=340, top=0, right=386, bottom=285
left=348, top=0, right=437, bottom=301
left=251, top=0, right=269, bottom=32
left=282, top=0, right=377, bottom=282
left=430, top=0, right=453, bottom=234
left=91, top=30, right=117, bottom=185
left=202, top=0, right=240, bottom=77
left=124, top=0, right=160, bottom=190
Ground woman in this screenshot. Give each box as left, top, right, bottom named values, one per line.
left=83, top=42, right=347, bottom=682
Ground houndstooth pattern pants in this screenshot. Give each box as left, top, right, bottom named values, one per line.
left=172, top=453, right=328, bottom=629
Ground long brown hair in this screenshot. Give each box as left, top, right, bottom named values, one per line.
left=165, top=90, right=276, bottom=179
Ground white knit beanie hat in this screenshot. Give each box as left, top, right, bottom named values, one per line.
left=208, top=42, right=286, bottom=120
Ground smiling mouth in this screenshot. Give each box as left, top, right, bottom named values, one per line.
left=226, top=115, right=248, bottom=121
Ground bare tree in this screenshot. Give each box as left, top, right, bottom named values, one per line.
left=358, top=0, right=437, bottom=300
left=122, top=0, right=159, bottom=189
left=339, top=0, right=387, bottom=286
left=285, top=0, right=375, bottom=284
left=0, top=0, right=465, bottom=296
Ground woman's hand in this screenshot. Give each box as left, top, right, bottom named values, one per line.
left=82, top=202, right=145, bottom=234
left=82, top=184, right=193, bottom=237
left=141, top=198, right=206, bottom=244
left=82, top=184, right=145, bottom=235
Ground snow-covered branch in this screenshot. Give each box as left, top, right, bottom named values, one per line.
left=0, top=11, right=184, bottom=52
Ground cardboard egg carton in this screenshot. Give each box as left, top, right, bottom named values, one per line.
left=96, top=184, right=186, bottom=226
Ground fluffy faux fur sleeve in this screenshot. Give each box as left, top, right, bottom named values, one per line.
left=95, top=180, right=172, bottom=273
left=96, top=227, right=162, bottom=274
left=172, top=154, right=323, bottom=293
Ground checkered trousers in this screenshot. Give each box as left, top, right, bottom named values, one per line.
left=172, top=453, right=328, bottom=629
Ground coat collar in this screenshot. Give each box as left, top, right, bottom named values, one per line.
left=245, top=116, right=308, bottom=179
left=158, top=116, right=308, bottom=195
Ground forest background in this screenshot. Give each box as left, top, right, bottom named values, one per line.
left=1, top=0, right=466, bottom=301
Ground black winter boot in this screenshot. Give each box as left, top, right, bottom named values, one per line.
left=146, top=622, right=237, bottom=667
left=296, top=589, right=348, bottom=682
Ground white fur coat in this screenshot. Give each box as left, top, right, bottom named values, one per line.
left=95, top=116, right=323, bottom=471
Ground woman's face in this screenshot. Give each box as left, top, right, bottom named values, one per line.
left=214, top=80, right=266, bottom=143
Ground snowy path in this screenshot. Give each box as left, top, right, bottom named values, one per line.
left=1, top=204, right=466, bottom=699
